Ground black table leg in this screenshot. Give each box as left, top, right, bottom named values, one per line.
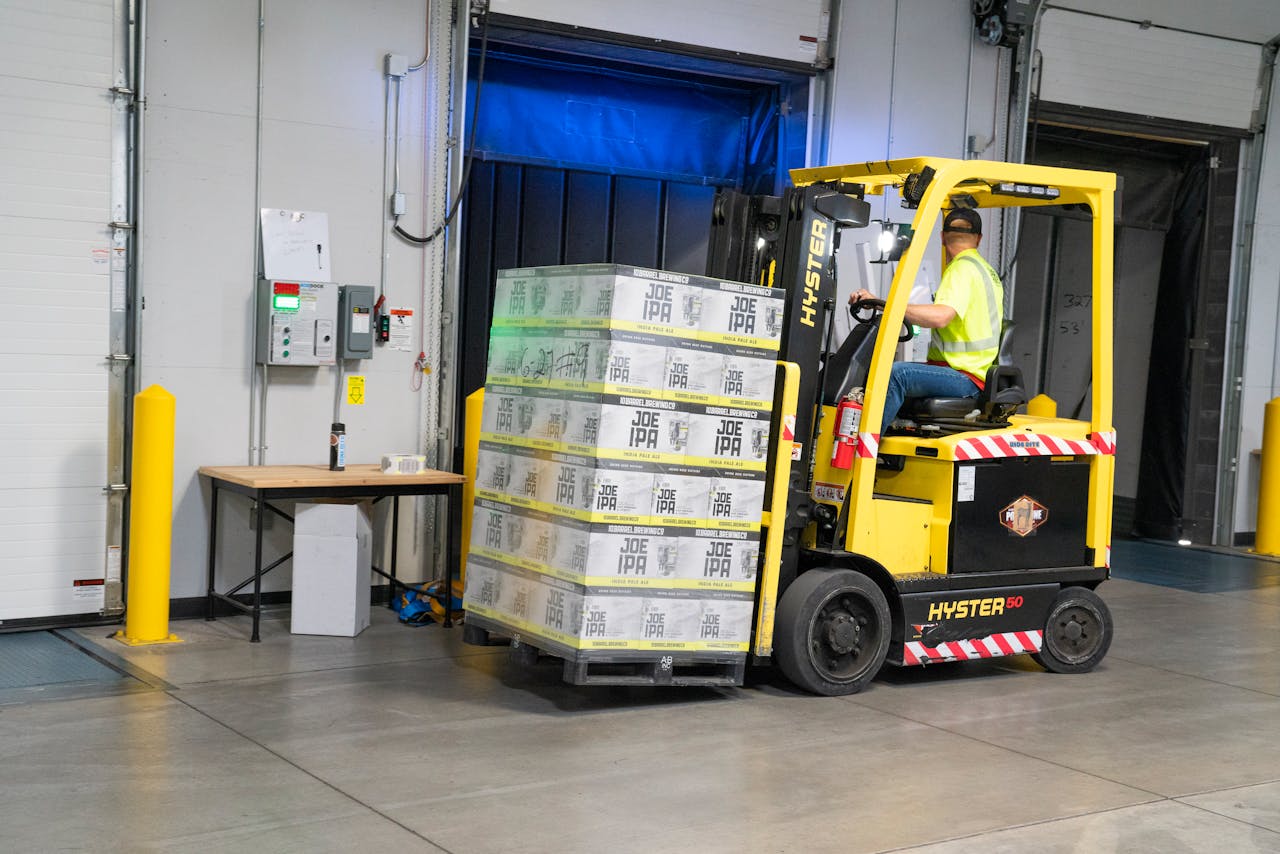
left=207, top=482, right=219, bottom=620
left=445, top=483, right=463, bottom=628
left=251, top=488, right=264, bottom=643
left=389, top=495, right=399, bottom=609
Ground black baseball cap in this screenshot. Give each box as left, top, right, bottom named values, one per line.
left=942, top=207, right=982, bottom=235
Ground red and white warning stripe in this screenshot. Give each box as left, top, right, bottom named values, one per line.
left=1091, top=430, right=1117, bottom=455
left=952, top=432, right=1115, bottom=460
left=902, top=630, right=1044, bottom=666
left=856, top=432, right=879, bottom=458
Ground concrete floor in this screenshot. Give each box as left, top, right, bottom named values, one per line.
left=3, top=542, right=1279, bottom=853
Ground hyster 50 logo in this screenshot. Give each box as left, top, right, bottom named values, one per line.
left=927, top=595, right=1024, bottom=621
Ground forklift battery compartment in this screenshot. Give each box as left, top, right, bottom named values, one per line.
left=949, top=456, right=1091, bottom=573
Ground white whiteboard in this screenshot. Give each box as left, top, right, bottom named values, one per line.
left=260, top=208, right=332, bottom=280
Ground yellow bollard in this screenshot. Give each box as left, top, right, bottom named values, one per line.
left=1256, top=398, right=1280, bottom=556
left=1026, top=394, right=1057, bottom=418
left=114, top=385, right=182, bottom=645
left=459, top=387, right=484, bottom=586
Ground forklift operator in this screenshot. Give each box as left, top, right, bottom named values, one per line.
left=851, top=207, right=1004, bottom=432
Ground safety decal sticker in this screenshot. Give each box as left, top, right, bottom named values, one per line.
left=1000, top=495, right=1048, bottom=537
left=856, top=432, right=879, bottom=458
left=902, top=630, right=1043, bottom=665
left=813, top=482, right=846, bottom=502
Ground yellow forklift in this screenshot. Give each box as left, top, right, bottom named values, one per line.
left=462, top=157, right=1117, bottom=696
left=709, top=157, right=1117, bottom=694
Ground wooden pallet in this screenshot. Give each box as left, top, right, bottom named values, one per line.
left=462, top=613, right=746, bottom=687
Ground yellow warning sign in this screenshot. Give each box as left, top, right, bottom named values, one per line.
left=346, top=375, right=366, bottom=405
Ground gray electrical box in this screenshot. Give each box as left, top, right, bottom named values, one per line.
left=256, top=279, right=338, bottom=366
left=338, top=285, right=375, bottom=359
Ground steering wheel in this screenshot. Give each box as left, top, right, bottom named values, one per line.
left=850, top=297, right=914, bottom=343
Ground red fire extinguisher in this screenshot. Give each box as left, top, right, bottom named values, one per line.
left=832, top=390, right=863, bottom=469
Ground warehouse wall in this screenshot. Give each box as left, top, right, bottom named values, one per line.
left=824, top=0, right=1005, bottom=328
left=144, top=0, right=445, bottom=598
left=828, top=0, right=995, bottom=166
left=1234, top=79, right=1280, bottom=538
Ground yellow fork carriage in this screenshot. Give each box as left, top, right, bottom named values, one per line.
left=463, top=157, right=1117, bottom=695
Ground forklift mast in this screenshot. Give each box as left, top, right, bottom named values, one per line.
left=707, top=182, right=870, bottom=594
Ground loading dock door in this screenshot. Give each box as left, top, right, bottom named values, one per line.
left=457, top=36, right=809, bottom=436
left=1010, top=123, right=1237, bottom=542
left=0, top=0, right=124, bottom=624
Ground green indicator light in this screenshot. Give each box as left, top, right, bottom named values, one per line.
left=273, top=294, right=301, bottom=311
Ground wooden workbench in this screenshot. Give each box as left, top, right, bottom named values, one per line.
left=199, top=464, right=467, bottom=641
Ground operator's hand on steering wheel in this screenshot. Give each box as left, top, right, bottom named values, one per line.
left=848, top=289, right=914, bottom=343
left=849, top=289, right=884, bottom=323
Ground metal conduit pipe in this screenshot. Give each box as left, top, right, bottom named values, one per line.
left=409, top=0, right=432, bottom=72
left=963, top=20, right=974, bottom=159
left=999, top=0, right=1047, bottom=304
left=114, top=0, right=146, bottom=616
left=392, top=0, right=430, bottom=235
left=248, top=0, right=267, bottom=464
left=131, top=0, right=147, bottom=395
left=379, top=75, right=391, bottom=309
left=385, top=0, right=430, bottom=308
left=439, top=0, right=472, bottom=458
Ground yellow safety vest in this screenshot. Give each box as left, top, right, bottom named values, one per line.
left=928, top=248, right=1003, bottom=383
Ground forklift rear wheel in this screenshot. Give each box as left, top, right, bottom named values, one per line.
left=774, top=568, right=891, bottom=696
left=1031, top=586, right=1113, bottom=674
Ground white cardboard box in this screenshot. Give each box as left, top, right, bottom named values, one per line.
left=292, top=501, right=373, bottom=637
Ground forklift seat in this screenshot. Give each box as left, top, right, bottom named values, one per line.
left=905, top=364, right=1026, bottom=431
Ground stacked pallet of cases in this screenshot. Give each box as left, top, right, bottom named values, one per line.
left=463, top=264, right=784, bottom=685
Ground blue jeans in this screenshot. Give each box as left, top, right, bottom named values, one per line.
left=880, top=362, right=979, bottom=433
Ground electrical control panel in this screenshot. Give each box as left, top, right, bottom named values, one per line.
left=256, top=279, right=338, bottom=366
left=338, top=285, right=375, bottom=359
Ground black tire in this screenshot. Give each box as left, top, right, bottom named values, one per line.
left=1031, top=586, right=1113, bottom=674
left=773, top=568, right=891, bottom=696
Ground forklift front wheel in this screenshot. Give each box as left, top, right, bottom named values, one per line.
left=1031, top=586, right=1114, bottom=674
left=774, top=568, right=891, bottom=696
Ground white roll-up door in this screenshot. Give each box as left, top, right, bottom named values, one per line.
left=1037, top=8, right=1264, bottom=130
left=0, top=0, right=124, bottom=623
left=489, top=0, right=827, bottom=66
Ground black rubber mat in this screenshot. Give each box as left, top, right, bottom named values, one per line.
left=1112, top=539, right=1280, bottom=592
left=0, top=631, right=126, bottom=690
